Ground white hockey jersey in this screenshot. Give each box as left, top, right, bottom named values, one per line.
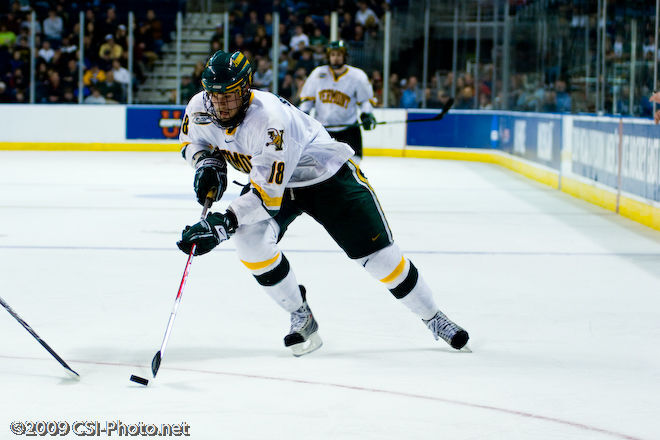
left=179, top=90, right=354, bottom=226
left=299, top=65, right=376, bottom=131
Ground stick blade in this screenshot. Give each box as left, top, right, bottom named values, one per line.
left=151, top=351, right=162, bottom=377
left=65, top=366, right=80, bottom=378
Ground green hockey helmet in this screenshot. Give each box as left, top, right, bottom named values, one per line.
left=201, top=50, right=253, bottom=128
left=326, top=40, right=348, bottom=68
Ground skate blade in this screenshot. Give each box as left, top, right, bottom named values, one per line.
left=290, top=332, right=323, bottom=357
left=458, top=343, right=472, bottom=353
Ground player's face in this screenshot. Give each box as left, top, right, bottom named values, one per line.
left=209, top=90, right=242, bottom=121
left=329, top=50, right=345, bottom=68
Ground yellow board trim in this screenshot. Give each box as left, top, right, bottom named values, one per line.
left=365, top=147, right=659, bottom=231
left=241, top=252, right=281, bottom=270
left=250, top=179, right=283, bottom=208
left=380, top=257, right=406, bottom=283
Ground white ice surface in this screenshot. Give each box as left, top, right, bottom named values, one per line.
left=1, top=151, right=659, bottom=440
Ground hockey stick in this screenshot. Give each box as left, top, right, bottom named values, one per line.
left=0, top=295, right=79, bottom=377
left=149, top=192, right=216, bottom=379
left=324, top=97, right=454, bottom=130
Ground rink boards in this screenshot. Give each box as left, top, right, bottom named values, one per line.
left=1, top=104, right=658, bottom=230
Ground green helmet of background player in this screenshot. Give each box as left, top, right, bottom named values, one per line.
left=326, top=40, right=348, bottom=69
left=201, top=50, right=253, bottom=129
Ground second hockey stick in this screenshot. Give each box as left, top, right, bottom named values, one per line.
left=0, top=295, right=79, bottom=377
left=324, top=97, right=454, bottom=130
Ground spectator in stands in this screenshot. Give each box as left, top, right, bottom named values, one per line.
left=136, top=21, right=158, bottom=70
left=400, top=76, right=420, bottom=108
left=111, top=59, right=131, bottom=88
left=479, top=92, right=492, bottom=110
left=340, top=12, right=354, bottom=42
left=145, top=9, right=164, bottom=55
left=292, top=71, right=307, bottom=105
left=232, top=33, right=249, bottom=53
left=555, top=80, right=571, bottom=112
left=455, top=85, right=475, bottom=109
left=371, top=70, right=383, bottom=107
left=59, top=36, right=77, bottom=62
left=355, top=1, right=379, bottom=29
left=251, top=26, right=270, bottom=57
left=310, top=27, right=328, bottom=51
left=9, top=49, right=25, bottom=73
left=44, top=70, right=63, bottom=103
left=42, top=9, right=63, bottom=47
left=210, top=23, right=224, bottom=49
left=99, top=34, right=123, bottom=63
left=20, top=13, right=41, bottom=38
left=642, top=35, right=655, bottom=60
left=99, top=7, right=119, bottom=42
left=302, top=16, right=317, bottom=37
left=279, top=72, right=294, bottom=101
left=62, top=88, right=76, bottom=103
left=191, top=61, right=205, bottom=87
left=0, top=81, right=11, bottom=102
left=243, top=10, right=260, bottom=43
left=114, top=24, right=128, bottom=50
left=264, top=13, right=274, bottom=37
left=541, top=88, right=557, bottom=112
left=61, top=58, right=78, bottom=90
left=83, top=64, right=106, bottom=87
left=100, top=70, right=124, bottom=103
left=387, top=73, right=401, bottom=108
left=38, top=40, right=55, bottom=64
left=296, top=47, right=316, bottom=75
left=289, top=24, right=309, bottom=58
left=84, top=86, right=106, bottom=104
left=179, top=74, right=197, bottom=104
left=252, top=57, right=273, bottom=91
left=353, top=24, right=365, bottom=44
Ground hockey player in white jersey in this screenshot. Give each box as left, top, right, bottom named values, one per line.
left=299, top=40, right=377, bottom=159
left=176, top=50, right=469, bottom=356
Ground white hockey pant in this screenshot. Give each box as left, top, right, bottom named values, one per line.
left=232, top=218, right=303, bottom=313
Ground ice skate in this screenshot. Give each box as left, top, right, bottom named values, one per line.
left=283, top=285, right=323, bottom=357
left=424, top=310, right=470, bottom=350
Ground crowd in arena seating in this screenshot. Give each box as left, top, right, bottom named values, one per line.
left=176, top=0, right=395, bottom=108
left=1, top=0, right=658, bottom=117
left=0, top=0, right=171, bottom=104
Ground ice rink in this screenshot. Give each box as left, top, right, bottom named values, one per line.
left=1, top=151, right=659, bottom=440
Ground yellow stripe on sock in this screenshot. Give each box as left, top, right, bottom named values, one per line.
left=241, top=252, right=281, bottom=271
left=380, top=257, right=406, bottom=283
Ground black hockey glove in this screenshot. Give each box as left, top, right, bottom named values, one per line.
left=360, top=112, right=377, bottom=130
left=193, top=151, right=227, bottom=206
left=176, top=210, right=238, bottom=256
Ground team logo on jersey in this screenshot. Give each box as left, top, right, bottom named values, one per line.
left=266, top=128, right=284, bottom=151
left=192, top=112, right=213, bottom=125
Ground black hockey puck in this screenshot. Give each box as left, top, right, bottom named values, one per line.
left=130, top=374, right=149, bottom=386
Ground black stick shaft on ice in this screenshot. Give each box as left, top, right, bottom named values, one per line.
left=324, top=98, right=454, bottom=130
left=0, top=295, right=79, bottom=377
left=151, top=193, right=215, bottom=378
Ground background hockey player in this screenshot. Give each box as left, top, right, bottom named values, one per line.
left=298, top=40, right=377, bottom=160
left=176, top=50, right=469, bottom=356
